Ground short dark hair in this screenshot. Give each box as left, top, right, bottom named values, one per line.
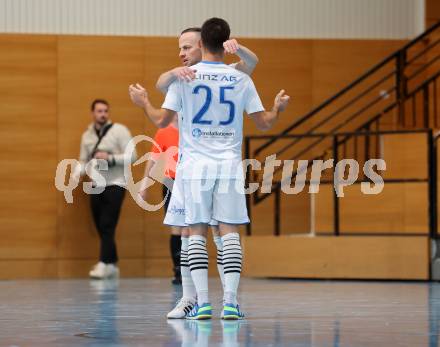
left=201, top=18, right=230, bottom=54
left=180, top=27, right=201, bottom=35
left=91, top=99, right=109, bottom=111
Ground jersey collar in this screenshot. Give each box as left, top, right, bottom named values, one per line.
left=200, top=60, right=225, bottom=65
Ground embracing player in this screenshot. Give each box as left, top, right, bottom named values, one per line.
left=132, top=27, right=259, bottom=319
left=130, top=17, right=289, bottom=320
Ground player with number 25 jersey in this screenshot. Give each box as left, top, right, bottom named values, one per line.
left=162, top=61, right=264, bottom=181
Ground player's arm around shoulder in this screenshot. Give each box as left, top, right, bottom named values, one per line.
left=156, top=67, right=197, bottom=95
left=224, top=39, right=259, bottom=75
left=250, top=90, right=291, bottom=131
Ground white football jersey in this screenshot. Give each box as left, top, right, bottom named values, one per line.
left=162, top=61, right=264, bottom=179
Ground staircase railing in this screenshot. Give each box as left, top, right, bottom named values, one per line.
left=253, top=20, right=440, bottom=156
left=244, top=20, right=440, bottom=236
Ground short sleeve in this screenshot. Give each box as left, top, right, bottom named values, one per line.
left=162, top=80, right=182, bottom=112
left=244, top=78, right=265, bottom=115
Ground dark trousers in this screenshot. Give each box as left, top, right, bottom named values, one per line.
left=162, top=182, right=172, bottom=213
left=90, top=185, right=125, bottom=264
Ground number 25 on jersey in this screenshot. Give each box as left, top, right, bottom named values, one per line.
left=192, top=85, right=235, bottom=126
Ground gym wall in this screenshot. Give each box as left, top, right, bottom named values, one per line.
left=0, top=34, right=405, bottom=278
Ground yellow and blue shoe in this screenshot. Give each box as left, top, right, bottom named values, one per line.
left=186, top=303, right=212, bottom=320
left=222, top=303, right=245, bottom=320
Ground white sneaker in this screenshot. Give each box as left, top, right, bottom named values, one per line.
left=105, top=264, right=120, bottom=278
left=167, top=298, right=196, bottom=319
left=89, top=262, right=107, bottom=279
left=89, top=262, right=119, bottom=279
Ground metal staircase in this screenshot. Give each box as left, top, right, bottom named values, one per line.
left=244, top=20, right=440, bottom=237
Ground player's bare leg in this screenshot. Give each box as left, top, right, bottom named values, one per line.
left=211, top=226, right=225, bottom=288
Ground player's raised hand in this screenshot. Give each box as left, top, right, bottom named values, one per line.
left=129, top=83, right=148, bottom=108
left=274, top=90, right=290, bottom=112
left=223, top=39, right=240, bottom=54
left=172, top=66, right=197, bottom=82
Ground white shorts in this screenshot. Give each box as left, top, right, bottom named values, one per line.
left=183, top=178, right=250, bottom=225
left=163, top=169, right=219, bottom=227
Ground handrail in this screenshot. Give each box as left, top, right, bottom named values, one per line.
left=259, top=70, right=396, bottom=159
left=269, top=85, right=396, bottom=161
left=407, top=56, right=440, bottom=81
left=247, top=129, right=434, bottom=236
left=257, top=69, right=439, bottom=170
left=251, top=73, right=438, bottom=187
left=246, top=128, right=429, bottom=140
left=408, top=70, right=440, bottom=96
left=406, top=37, right=440, bottom=65
left=245, top=21, right=440, bottom=239
left=254, top=20, right=440, bottom=155
left=254, top=52, right=397, bottom=154
left=250, top=72, right=439, bottom=207
left=399, top=20, right=440, bottom=52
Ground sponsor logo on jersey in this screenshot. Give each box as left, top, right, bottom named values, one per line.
left=195, top=73, right=238, bottom=82
left=192, top=127, right=235, bottom=139
left=192, top=128, right=202, bottom=138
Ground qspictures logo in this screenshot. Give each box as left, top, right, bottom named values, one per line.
left=54, top=135, right=387, bottom=211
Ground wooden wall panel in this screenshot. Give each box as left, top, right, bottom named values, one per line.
left=243, top=235, right=429, bottom=280
left=249, top=195, right=275, bottom=236
left=57, top=259, right=99, bottom=278
left=0, top=33, right=426, bottom=279
left=240, top=39, right=314, bottom=136
left=240, top=39, right=315, bottom=172
left=341, top=183, right=428, bottom=233
left=57, top=189, right=99, bottom=259
left=312, top=184, right=334, bottom=234
left=0, top=35, right=58, bottom=260
left=312, top=40, right=404, bottom=107
left=382, top=133, right=428, bottom=179
left=315, top=183, right=428, bottom=234
left=426, top=0, right=440, bottom=28
left=309, top=40, right=404, bottom=138
left=280, top=190, right=311, bottom=234
left=0, top=260, right=58, bottom=279
left=303, top=132, right=429, bottom=235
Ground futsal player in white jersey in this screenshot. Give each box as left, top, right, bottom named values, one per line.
left=129, top=17, right=289, bottom=320
left=133, top=28, right=259, bottom=319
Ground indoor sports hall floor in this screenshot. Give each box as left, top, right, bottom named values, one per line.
left=1, top=278, right=439, bottom=346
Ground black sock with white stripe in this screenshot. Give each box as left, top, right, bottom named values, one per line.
left=188, top=235, right=209, bottom=305
left=221, top=232, right=242, bottom=306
